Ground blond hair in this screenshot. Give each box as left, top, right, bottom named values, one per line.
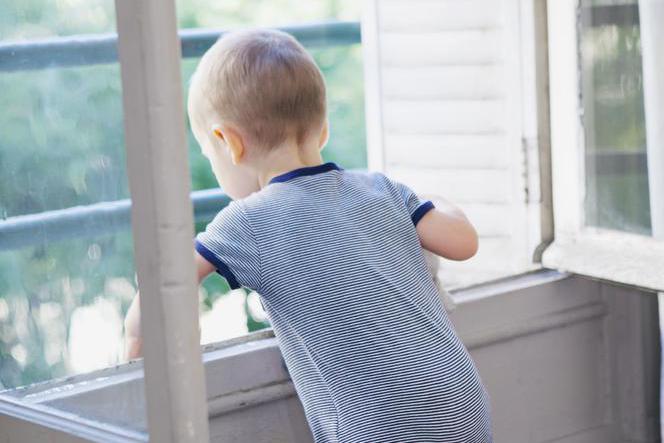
left=188, top=28, right=327, bottom=150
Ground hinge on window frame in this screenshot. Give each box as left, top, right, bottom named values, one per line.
left=522, top=136, right=541, bottom=206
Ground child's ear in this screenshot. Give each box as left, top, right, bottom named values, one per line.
left=218, top=125, right=245, bottom=166
left=318, top=119, right=329, bottom=151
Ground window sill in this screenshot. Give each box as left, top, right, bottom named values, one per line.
left=542, top=228, right=664, bottom=292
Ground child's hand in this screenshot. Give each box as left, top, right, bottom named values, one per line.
left=123, top=335, right=143, bottom=361
left=122, top=292, right=143, bottom=361
left=120, top=251, right=215, bottom=363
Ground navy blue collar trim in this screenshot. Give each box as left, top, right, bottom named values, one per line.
left=268, top=162, right=342, bottom=184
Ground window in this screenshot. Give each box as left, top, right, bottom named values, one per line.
left=543, top=0, right=664, bottom=291
left=0, top=0, right=136, bottom=389
left=0, top=0, right=365, bottom=392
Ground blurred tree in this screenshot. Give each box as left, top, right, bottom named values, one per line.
left=0, top=0, right=365, bottom=388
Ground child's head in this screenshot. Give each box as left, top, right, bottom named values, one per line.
left=188, top=28, right=328, bottom=198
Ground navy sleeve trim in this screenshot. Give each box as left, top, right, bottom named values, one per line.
left=195, top=240, right=241, bottom=290
left=411, top=201, right=435, bottom=226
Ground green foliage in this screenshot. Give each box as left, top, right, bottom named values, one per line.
left=0, top=0, right=365, bottom=389
left=0, top=65, right=128, bottom=217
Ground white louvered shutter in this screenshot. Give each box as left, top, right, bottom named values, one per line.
left=362, top=0, right=547, bottom=288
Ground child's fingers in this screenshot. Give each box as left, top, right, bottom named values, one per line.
left=123, top=336, right=143, bottom=362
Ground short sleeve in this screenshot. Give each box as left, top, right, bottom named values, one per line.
left=384, top=175, right=435, bottom=226
left=195, top=201, right=261, bottom=291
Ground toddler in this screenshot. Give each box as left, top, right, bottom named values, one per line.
left=125, top=28, right=493, bottom=443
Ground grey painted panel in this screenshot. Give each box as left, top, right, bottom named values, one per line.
left=470, top=318, right=607, bottom=441
left=601, top=283, right=660, bottom=442
left=209, top=397, right=312, bottom=443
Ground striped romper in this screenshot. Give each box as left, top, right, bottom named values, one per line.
left=195, top=162, right=494, bottom=443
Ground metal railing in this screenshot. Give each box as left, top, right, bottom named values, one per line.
left=0, top=189, right=231, bottom=250
left=0, top=21, right=360, bottom=71
left=580, top=3, right=639, bottom=28
left=0, top=21, right=361, bottom=251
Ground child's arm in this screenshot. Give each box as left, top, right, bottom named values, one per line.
left=416, top=197, right=478, bottom=261
left=122, top=251, right=215, bottom=361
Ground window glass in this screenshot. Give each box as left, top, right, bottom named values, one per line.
left=579, top=0, right=651, bottom=235
left=0, top=1, right=136, bottom=389
left=0, top=0, right=365, bottom=389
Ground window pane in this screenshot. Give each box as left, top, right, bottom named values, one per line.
left=0, top=0, right=365, bottom=391
left=579, top=0, right=651, bottom=235
left=178, top=0, right=366, bottom=344
left=0, top=1, right=139, bottom=390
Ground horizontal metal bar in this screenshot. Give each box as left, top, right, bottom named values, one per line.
left=580, top=3, right=639, bottom=28
left=586, top=149, right=647, bottom=175
left=1, top=168, right=363, bottom=251
left=0, top=189, right=230, bottom=251
left=0, top=21, right=360, bottom=72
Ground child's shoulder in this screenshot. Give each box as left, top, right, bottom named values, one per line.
left=344, top=169, right=413, bottom=198
left=225, top=169, right=406, bottom=216
left=321, top=168, right=396, bottom=192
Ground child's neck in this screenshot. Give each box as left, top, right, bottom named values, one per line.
left=256, top=140, right=323, bottom=189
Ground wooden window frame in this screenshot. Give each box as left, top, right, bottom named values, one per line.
left=542, top=0, right=664, bottom=292
left=112, top=0, right=211, bottom=441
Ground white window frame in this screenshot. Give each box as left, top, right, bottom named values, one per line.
left=542, top=0, right=664, bottom=292
left=113, top=0, right=211, bottom=441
